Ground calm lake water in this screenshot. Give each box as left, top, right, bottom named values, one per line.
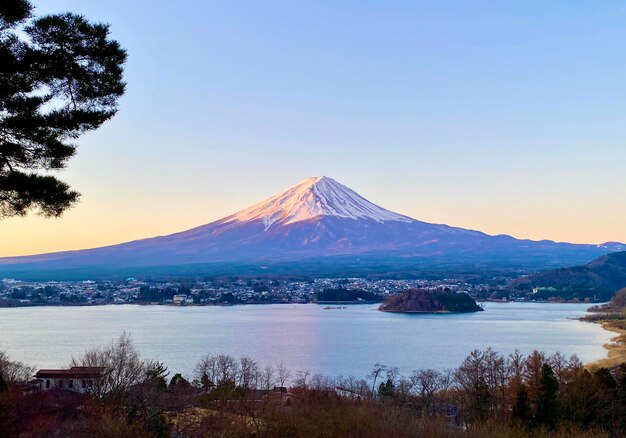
left=0, top=302, right=612, bottom=380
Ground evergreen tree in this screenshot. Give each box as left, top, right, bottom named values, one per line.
left=592, top=367, right=617, bottom=429
left=145, top=362, right=169, bottom=392
left=170, top=373, right=190, bottom=388
left=200, top=373, right=213, bottom=393
left=378, top=378, right=394, bottom=398
left=536, top=363, right=559, bottom=430
left=0, top=0, right=126, bottom=218
left=511, top=384, right=533, bottom=429
left=472, top=377, right=492, bottom=421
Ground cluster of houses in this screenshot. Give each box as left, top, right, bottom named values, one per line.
left=0, top=276, right=512, bottom=308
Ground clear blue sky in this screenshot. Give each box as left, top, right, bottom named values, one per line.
left=2, top=1, right=626, bottom=255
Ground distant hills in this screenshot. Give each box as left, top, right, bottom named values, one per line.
left=0, top=176, right=624, bottom=280
left=510, top=251, right=626, bottom=299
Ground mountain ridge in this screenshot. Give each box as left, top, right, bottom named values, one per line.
left=0, top=176, right=623, bottom=278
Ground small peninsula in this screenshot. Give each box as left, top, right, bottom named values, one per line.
left=379, top=289, right=483, bottom=313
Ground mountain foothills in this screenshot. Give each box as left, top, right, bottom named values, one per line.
left=510, top=251, right=626, bottom=300
left=0, top=177, right=623, bottom=279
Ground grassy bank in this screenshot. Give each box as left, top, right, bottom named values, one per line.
left=586, top=317, right=626, bottom=370
left=581, top=288, right=626, bottom=370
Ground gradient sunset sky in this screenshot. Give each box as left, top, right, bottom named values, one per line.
left=2, top=1, right=625, bottom=257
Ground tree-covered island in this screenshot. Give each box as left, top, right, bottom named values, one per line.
left=379, top=288, right=483, bottom=313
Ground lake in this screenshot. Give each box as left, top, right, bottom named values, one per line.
left=0, top=302, right=612, bottom=380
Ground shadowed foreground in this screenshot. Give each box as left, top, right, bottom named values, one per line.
left=0, top=334, right=624, bottom=437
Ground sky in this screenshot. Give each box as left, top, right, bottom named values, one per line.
left=1, top=0, right=626, bottom=256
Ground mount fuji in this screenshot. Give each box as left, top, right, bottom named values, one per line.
left=0, top=176, right=623, bottom=278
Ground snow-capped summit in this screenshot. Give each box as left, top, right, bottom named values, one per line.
left=227, top=176, right=413, bottom=229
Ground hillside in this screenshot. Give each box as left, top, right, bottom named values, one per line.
left=510, top=251, right=626, bottom=300
left=378, top=289, right=483, bottom=313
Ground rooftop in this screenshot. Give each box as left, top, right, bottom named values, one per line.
left=35, top=366, right=105, bottom=379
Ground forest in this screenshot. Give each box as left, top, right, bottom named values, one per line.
left=1, top=332, right=624, bottom=437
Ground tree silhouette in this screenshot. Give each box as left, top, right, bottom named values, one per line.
left=512, top=384, right=532, bottom=429
left=378, top=378, right=394, bottom=398
left=536, top=363, right=559, bottom=430
left=0, top=374, right=7, bottom=393
left=0, top=0, right=126, bottom=218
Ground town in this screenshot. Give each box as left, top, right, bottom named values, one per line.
left=0, top=275, right=549, bottom=307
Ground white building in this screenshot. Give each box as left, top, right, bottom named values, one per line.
left=35, top=366, right=104, bottom=393
left=173, top=294, right=193, bottom=305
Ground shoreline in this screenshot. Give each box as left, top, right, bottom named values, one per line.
left=379, top=308, right=459, bottom=314
left=584, top=318, right=626, bottom=370
left=0, top=299, right=602, bottom=309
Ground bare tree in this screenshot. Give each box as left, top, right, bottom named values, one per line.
left=396, top=376, right=414, bottom=401
left=386, top=366, right=400, bottom=386
left=294, top=370, right=310, bottom=389
left=70, top=332, right=146, bottom=403
left=277, top=363, right=291, bottom=388
left=483, top=348, right=508, bottom=416
left=194, top=353, right=220, bottom=391
left=439, top=368, right=454, bottom=393
left=355, top=378, right=372, bottom=399
left=568, top=354, right=583, bottom=372
left=454, top=350, right=493, bottom=424
left=508, top=350, right=525, bottom=385
left=563, top=354, right=584, bottom=384
left=310, top=373, right=334, bottom=391
left=411, top=369, right=441, bottom=399
left=1, top=360, right=35, bottom=383
left=548, top=352, right=568, bottom=382
left=368, top=363, right=387, bottom=397
left=455, top=350, right=487, bottom=392
left=0, top=347, right=35, bottom=383
left=215, top=354, right=238, bottom=384
left=260, top=365, right=275, bottom=392
left=336, top=375, right=371, bottom=399
left=523, top=350, right=546, bottom=404
left=238, top=356, right=259, bottom=390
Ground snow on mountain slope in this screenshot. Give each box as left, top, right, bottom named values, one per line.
left=225, top=176, right=413, bottom=229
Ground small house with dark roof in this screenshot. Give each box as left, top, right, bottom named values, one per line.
left=35, top=366, right=105, bottom=393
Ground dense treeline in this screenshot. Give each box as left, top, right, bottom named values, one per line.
left=0, top=335, right=624, bottom=437
left=315, top=287, right=382, bottom=302
left=137, top=286, right=187, bottom=303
